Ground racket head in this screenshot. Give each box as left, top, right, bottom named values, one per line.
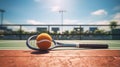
left=26, top=35, right=58, bottom=50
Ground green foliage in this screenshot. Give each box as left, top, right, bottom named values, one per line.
left=63, top=30, right=69, bottom=34
left=70, top=30, right=76, bottom=34
left=94, top=29, right=105, bottom=34
left=109, top=21, right=118, bottom=30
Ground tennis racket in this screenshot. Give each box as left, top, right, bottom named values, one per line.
left=26, top=35, right=109, bottom=50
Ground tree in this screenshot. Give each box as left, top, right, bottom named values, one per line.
left=63, top=30, right=69, bottom=34
left=109, top=21, right=118, bottom=30
left=13, top=29, right=28, bottom=34
left=94, top=29, right=105, bottom=34
left=84, top=30, right=89, bottom=34
left=70, top=30, right=76, bottom=34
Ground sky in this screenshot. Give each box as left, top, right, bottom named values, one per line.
left=0, top=0, right=120, bottom=25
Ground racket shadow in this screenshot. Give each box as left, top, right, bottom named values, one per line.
left=31, top=50, right=49, bottom=54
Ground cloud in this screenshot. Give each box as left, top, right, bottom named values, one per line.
left=88, top=20, right=111, bottom=31
left=27, top=19, right=82, bottom=25
left=113, top=13, right=120, bottom=24
left=113, top=13, right=120, bottom=19
left=3, top=20, right=19, bottom=31
left=26, top=19, right=44, bottom=25
left=63, top=19, right=110, bottom=25
left=63, top=19, right=111, bottom=31
left=51, top=6, right=61, bottom=12
left=89, top=12, right=120, bottom=25
left=3, top=20, right=13, bottom=24
left=91, top=20, right=109, bottom=25
left=91, top=9, right=107, bottom=16
left=27, top=19, right=61, bottom=24
left=90, top=12, right=120, bottom=25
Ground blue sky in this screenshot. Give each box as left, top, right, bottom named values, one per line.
left=0, top=0, right=120, bottom=25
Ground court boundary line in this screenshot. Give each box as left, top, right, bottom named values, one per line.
left=0, top=47, right=120, bottom=50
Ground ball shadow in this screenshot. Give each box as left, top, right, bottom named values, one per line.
left=31, top=50, right=49, bottom=54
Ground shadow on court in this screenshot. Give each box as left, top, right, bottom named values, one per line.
left=31, top=50, right=49, bottom=54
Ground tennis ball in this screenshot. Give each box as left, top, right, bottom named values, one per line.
left=36, top=33, right=52, bottom=50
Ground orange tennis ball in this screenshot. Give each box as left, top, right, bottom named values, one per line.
left=36, top=33, right=52, bottom=50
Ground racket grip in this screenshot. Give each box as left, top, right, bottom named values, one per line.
left=79, top=44, right=108, bottom=48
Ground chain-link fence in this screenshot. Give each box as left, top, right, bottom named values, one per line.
left=0, top=24, right=120, bottom=40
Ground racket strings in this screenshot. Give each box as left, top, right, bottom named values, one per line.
left=30, top=39, right=56, bottom=49
left=36, top=39, right=52, bottom=44
left=29, top=36, right=38, bottom=48
left=27, top=35, right=64, bottom=50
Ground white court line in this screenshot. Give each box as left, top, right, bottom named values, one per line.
left=0, top=41, right=26, bottom=43
left=0, top=47, right=120, bottom=50
left=0, top=47, right=29, bottom=50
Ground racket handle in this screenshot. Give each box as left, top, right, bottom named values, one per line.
left=79, top=44, right=108, bottom=48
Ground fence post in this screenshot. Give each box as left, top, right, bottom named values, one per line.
left=19, top=25, right=22, bottom=40
left=48, top=25, right=50, bottom=34
left=79, top=25, right=81, bottom=40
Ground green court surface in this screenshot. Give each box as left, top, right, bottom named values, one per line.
left=0, top=40, right=120, bottom=50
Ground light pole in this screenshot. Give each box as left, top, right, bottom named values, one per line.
left=0, top=9, right=5, bottom=25
left=59, top=10, right=66, bottom=34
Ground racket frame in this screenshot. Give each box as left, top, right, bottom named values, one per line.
left=26, top=35, right=108, bottom=50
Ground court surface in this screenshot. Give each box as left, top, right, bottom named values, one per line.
left=0, top=40, right=120, bottom=67
left=0, top=40, right=120, bottom=50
